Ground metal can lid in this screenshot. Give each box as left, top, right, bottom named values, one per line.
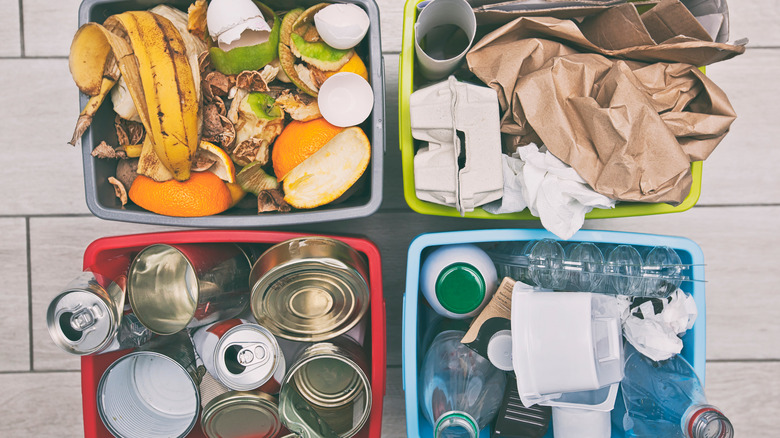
left=293, top=354, right=363, bottom=407
left=201, top=391, right=281, bottom=438
left=251, top=259, right=369, bottom=342
left=46, top=289, right=115, bottom=355
left=215, top=324, right=282, bottom=391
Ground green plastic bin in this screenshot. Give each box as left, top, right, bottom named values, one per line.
left=398, top=0, right=703, bottom=220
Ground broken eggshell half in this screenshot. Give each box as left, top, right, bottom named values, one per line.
left=314, top=3, right=370, bottom=50
left=317, top=72, right=373, bottom=127
left=207, top=0, right=271, bottom=51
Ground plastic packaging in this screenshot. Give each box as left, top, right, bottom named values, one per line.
left=492, top=374, right=550, bottom=438
left=620, top=344, right=733, bottom=438
left=487, top=240, right=688, bottom=297
left=420, top=244, right=498, bottom=319
left=419, top=330, right=506, bottom=438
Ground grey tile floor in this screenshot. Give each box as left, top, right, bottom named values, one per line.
left=0, top=1, right=778, bottom=437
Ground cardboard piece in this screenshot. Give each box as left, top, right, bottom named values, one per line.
left=410, top=76, right=504, bottom=213
left=466, top=1, right=740, bottom=204
left=473, top=0, right=629, bottom=26
left=462, top=277, right=515, bottom=344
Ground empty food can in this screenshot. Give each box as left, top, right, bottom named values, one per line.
left=128, top=243, right=252, bottom=335
left=199, top=371, right=283, bottom=438
left=97, top=332, right=203, bottom=438
left=279, top=337, right=372, bottom=437
left=192, top=319, right=286, bottom=393
left=47, top=269, right=152, bottom=355
left=249, top=237, right=370, bottom=342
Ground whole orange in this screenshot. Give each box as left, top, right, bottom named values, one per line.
left=272, top=118, right=344, bottom=181
left=128, top=172, right=233, bottom=217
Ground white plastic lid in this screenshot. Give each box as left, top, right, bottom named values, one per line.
left=318, top=73, right=373, bottom=127
left=487, top=330, right=513, bottom=371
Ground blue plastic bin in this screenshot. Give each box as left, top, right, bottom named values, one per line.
left=402, top=229, right=706, bottom=437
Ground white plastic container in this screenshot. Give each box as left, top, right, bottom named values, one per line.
left=420, top=243, right=498, bottom=319
left=511, top=283, right=624, bottom=406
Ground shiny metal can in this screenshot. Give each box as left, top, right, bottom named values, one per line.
left=279, top=337, right=372, bottom=438
left=46, top=270, right=152, bottom=356
left=97, top=332, right=204, bottom=438
left=192, top=319, right=286, bottom=393
left=199, top=372, right=283, bottom=438
left=128, top=243, right=251, bottom=335
left=249, top=237, right=370, bottom=342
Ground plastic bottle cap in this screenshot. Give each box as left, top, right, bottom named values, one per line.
left=435, top=263, right=485, bottom=315
left=487, top=330, right=513, bottom=371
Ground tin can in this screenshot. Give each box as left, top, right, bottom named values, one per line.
left=192, top=319, right=286, bottom=393
left=249, top=237, right=370, bottom=342
left=279, top=337, right=372, bottom=438
left=97, top=332, right=203, bottom=438
left=128, top=243, right=251, bottom=335
left=199, top=371, right=283, bottom=438
left=46, top=270, right=152, bottom=356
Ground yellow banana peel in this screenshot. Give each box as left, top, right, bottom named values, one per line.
left=68, top=11, right=199, bottom=181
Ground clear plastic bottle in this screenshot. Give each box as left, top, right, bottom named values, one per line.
left=419, top=330, right=507, bottom=438
left=621, top=345, right=733, bottom=438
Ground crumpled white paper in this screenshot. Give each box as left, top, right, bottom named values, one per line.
left=483, top=144, right=616, bottom=239
left=618, top=289, right=698, bottom=361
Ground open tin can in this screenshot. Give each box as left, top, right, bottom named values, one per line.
left=249, top=237, right=370, bottom=342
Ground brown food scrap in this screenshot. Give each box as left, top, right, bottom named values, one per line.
left=191, top=148, right=217, bottom=172
left=198, top=51, right=213, bottom=75
left=202, top=104, right=223, bottom=137
left=203, top=114, right=236, bottom=151
left=108, top=177, right=128, bottom=207
left=236, top=70, right=270, bottom=92
left=115, top=158, right=139, bottom=189
left=302, top=24, right=321, bottom=43
left=232, top=138, right=270, bottom=166
left=115, top=116, right=145, bottom=146
left=187, top=0, right=208, bottom=41
left=258, top=189, right=291, bottom=213
left=92, top=141, right=127, bottom=159
left=204, top=71, right=232, bottom=97
left=212, top=95, right=226, bottom=115
left=310, top=65, right=328, bottom=89
left=276, top=89, right=322, bottom=121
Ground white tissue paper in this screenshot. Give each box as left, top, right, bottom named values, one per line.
left=619, top=289, right=698, bottom=362
left=483, top=144, right=616, bottom=240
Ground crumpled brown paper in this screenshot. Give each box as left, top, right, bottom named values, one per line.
left=466, top=4, right=740, bottom=204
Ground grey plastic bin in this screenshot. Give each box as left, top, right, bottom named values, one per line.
left=77, top=0, right=384, bottom=227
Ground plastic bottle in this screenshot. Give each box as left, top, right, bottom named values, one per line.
left=420, top=244, right=498, bottom=319
left=419, top=330, right=507, bottom=438
left=620, top=345, right=733, bottom=438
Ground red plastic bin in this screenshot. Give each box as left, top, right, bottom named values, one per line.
left=79, top=230, right=386, bottom=438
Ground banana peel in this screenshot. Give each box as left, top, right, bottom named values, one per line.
left=137, top=133, right=174, bottom=182
left=68, top=11, right=199, bottom=181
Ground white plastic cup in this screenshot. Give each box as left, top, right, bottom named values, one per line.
left=552, top=407, right=611, bottom=438
left=414, top=0, right=477, bottom=80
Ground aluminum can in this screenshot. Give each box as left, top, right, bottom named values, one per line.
left=192, top=319, right=286, bottom=393
left=128, top=243, right=251, bottom=335
left=199, top=371, right=283, bottom=438
left=97, top=332, right=204, bottom=438
left=47, top=269, right=152, bottom=356
left=279, top=337, right=372, bottom=438
left=250, top=237, right=370, bottom=342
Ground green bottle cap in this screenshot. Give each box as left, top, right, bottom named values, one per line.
left=435, top=263, right=485, bottom=315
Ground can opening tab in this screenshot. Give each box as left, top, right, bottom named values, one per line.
left=225, top=343, right=271, bottom=374
left=71, top=307, right=97, bottom=331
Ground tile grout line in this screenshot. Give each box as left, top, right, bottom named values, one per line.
left=25, top=217, right=33, bottom=371
left=17, top=0, right=25, bottom=57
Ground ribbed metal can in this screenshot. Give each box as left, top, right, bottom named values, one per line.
left=279, top=337, right=372, bottom=437
left=96, top=332, right=204, bottom=438
left=128, top=243, right=251, bottom=335
left=249, top=237, right=370, bottom=342
left=192, top=319, right=286, bottom=393
left=46, top=268, right=151, bottom=356
left=199, top=371, right=283, bottom=438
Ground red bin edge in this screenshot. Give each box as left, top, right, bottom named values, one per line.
left=80, top=229, right=387, bottom=438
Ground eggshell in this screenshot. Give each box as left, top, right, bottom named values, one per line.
left=207, top=0, right=272, bottom=51
left=318, top=72, right=374, bottom=127
left=314, top=4, right=370, bottom=50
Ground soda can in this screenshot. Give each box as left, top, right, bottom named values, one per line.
left=47, top=269, right=152, bottom=356
left=128, top=243, right=251, bottom=335
left=249, top=237, right=370, bottom=342
left=199, top=371, right=283, bottom=438
left=97, top=332, right=204, bottom=438
left=279, top=337, right=372, bottom=438
left=192, top=319, right=286, bottom=393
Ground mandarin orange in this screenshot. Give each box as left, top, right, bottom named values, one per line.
left=272, top=118, right=344, bottom=181
left=128, top=172, right=232, bottom=217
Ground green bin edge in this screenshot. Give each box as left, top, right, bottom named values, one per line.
left=397, top=0, right=703, bottom=220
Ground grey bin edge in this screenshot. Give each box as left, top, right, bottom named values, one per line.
left=78, top=0, right=384, bottom=227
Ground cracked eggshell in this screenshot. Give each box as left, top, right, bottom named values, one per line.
left=207, top=0, right=272, bottom=51
left=314, top=4, right=370, bottom=50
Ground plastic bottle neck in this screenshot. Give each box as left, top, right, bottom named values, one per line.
left=435, top=411, right=479, bottom=438
left=683, top=404, right=734, bottom=438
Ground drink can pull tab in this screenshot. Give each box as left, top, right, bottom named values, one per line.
left=70, top=306, right=99, bottom=331
left=236, top=342, right=272, bottom=368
